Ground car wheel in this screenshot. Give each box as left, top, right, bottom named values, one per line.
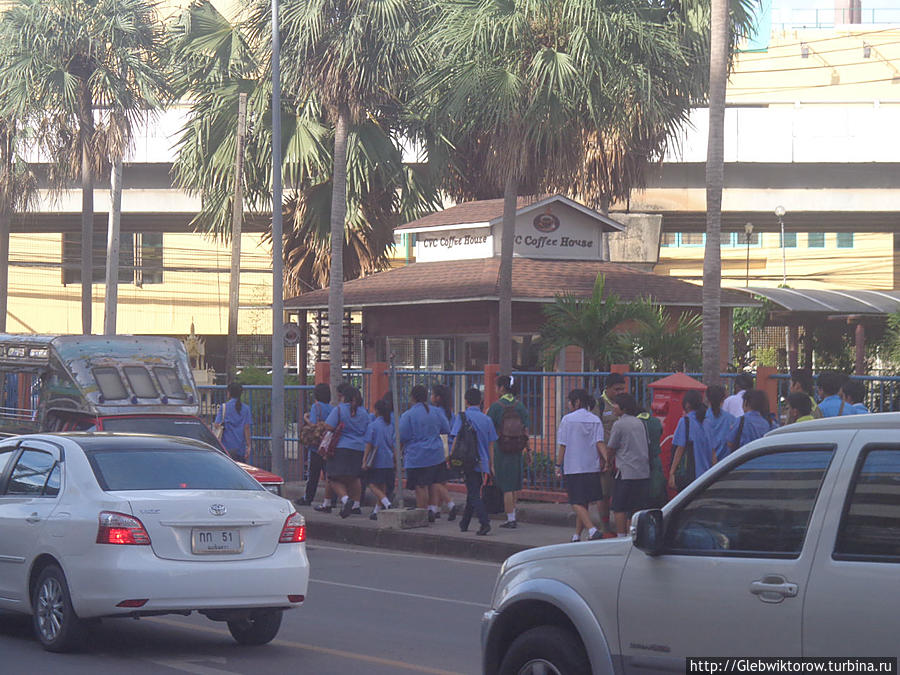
left=226, top=609, right=283, bottom=646
left=499, top=625, right=590, bottom=675
left=32, top=564, right=87, bottom=653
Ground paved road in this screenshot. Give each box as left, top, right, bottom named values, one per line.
left=0, top=543, right=499, bottom=675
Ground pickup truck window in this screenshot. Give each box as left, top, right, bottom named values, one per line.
left=666, top=448, right=834, bottom=557
left=834, top=447, right=900, bottom=562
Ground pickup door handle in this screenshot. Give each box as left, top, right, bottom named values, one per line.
left=750, top=575, right=798, bottom=603
left=26, top=512, right=41, bottom=524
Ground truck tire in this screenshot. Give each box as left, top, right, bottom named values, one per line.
left=499, top=625, right=590, bottom=675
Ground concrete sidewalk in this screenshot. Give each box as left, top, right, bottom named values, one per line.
left=285, top=481, right=610, bottom=563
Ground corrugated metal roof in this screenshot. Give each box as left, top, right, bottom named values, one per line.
left=740, top=287, right=900, bottom=315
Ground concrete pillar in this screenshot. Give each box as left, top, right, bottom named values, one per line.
left=757, top=366, right=779, bottom=416
left=368, top=361, right=389, bottom=410
left=484, top=364, right=500, bottom=409
left=314, top=361, right=330, bottom=387
left=854, top=323, right=866, bottom=376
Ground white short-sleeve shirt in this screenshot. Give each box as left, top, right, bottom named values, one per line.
left=557, top=408, right=605, bottom=475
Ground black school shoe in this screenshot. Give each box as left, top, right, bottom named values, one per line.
left=476, top=524, right=491, bottom=536
left=314, top=504, right=332, bottom=513
left=351, top=507, right=362, bottom=515
left=369, top=511, right=378, bottom=521
left=447, top=505, right=459, bottom=522
left=427, top=510, right=436, bottom=523
left=459, top=517, right=471, bottom=533
left=499, top=520, right=517, bottom=529
left=339, top=500, right=353, bottom=519
left=294, top=497, right=312, bottom=506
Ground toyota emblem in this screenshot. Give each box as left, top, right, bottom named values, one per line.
left=210, top=504, right=227, bottom=516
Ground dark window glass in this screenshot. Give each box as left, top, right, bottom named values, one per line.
left=62, top=233, right=135, bottom=285
left=154, top=367, right=187, bottom=399
left=8, top=450, right=56, bottom=495
left=136, top=233, right=163, bottom=285
left=835, top=448, right=900, bottom=561
left=681, top=233, right=704, bottom=246
left=101, top=417, right=221, bottom=449
left=0, top=446, right=17, bottom=480
left=661, top=233, right=677, bottom=247
left=86, top=448, right=261, bottom=491
left=837, top=232, right=854, bottom=248
left=123, top=366, right=158, bottom=399
left=44, top=464, right=61, bottom=497
left=666, top=449, right=834, bottom=556
left=808, top=232, right=825, bottom=248
left=93, top=367, right=128, bottom=400
left=779, top=233, right=798, bottom=248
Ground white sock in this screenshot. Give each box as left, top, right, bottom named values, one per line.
left=507, top=511, right=516, bottom=522
left=352, top=501, right=360, bottom=509
left=428, top=505, right=438, bottom=513
left=321, top=500, right=329, bottom=507
left=588, top=527, right=598, bottom=538
left=373, top=505, right=380, bottom=514
left=340, top=495, right=349, bottom=505
left=447, top=500, right=456, bottom=510
left=571, top=534, right=580, bottom=542
left=617, top=533, right=628, bottom=538
left=381, top=497, right=391, bottom=509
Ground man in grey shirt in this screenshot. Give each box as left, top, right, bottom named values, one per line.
left=606, top=393, right=650, bottom=537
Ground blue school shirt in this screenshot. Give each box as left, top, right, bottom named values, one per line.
left=850, top=402, right=869, bottom=414
left=364, top=417, right=395, bottom=469
left=704, top=409, right=737, bottom=461
left=818, top=394, right=854, bottom=418
left=325, top=402, right=370, bottom=452
left=214, top=398, right=252, bottom=455
left=399, top=402, right=450, bottom=469
left=733, top=410, right=777, bottom=450
left=672, top=411, right=715, bottom=477
left=449, top=406, right=498, bottom=473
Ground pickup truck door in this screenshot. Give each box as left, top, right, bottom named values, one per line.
left=803, top=434, right=900, bottom=657
left=618, top=438, right=848, bottom=674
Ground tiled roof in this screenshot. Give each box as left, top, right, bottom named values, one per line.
left=285, top=258, right=756, bottom=309
left=396, top=196, right=543, bottom=231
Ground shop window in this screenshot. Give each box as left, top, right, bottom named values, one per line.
left=808, top=232, right=825, bottom=248
left=779, top=233, right=798, bottom=248
left=837, top=233, right=854, bottom=249
left=62, top=232, right=163, bottom=285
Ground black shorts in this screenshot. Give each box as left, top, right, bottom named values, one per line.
left=564, top=472, right=604, bottom=507
left=406, top=463, right=444, bottom=489
left=366, top=467, right=395, bottom=486
left=612, top=478, right=650, bottom=514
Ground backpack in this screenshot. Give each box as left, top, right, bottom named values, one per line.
left=639, top=413, right=667, bottom=508
left=497, top=400, right=528, bottom=454
left=448, top=412, right=480, bottom=472
left=673, top=416, right=696, bottom=491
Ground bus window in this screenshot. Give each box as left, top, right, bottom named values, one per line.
left=124, top=366, right=159, bottom=399
left=93, top=367, right=128, bottom=400
left=154, top=366, right=187, bottom=399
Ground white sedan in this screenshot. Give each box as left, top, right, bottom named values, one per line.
left=0, top=433, right=309, bottom=652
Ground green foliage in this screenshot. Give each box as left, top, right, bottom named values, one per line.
left=235, top=365, right=301, bottom=386
left=732, top=296, right=771, bottom=370
left=633, top=306, right=702, bottom=372
left=882, top=312, right=900, bottom=370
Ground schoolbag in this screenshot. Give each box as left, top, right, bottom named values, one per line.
left=498, top=400, right=528, bottom=454
left=448, top=412, right=480, bottom=472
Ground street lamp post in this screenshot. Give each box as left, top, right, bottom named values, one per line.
left=774, top=205, right=789, bottom=361
left=744, top=222, right=754, bottom=288
left=270, top=0, right=285, bottom=478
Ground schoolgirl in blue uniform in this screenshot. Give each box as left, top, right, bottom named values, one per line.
left=430, top=384, right=459, bottom=521
left=399, top=385, right=450, bottom=521
left=669, top=390, right=716, bottom=492
left=363, top=398, right=396, bottom=520
left=324, top=386, right=369, bottom=518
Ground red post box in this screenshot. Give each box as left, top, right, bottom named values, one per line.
left=648, top=373, right=707, bottom=498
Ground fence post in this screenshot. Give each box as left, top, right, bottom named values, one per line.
left=757, top=366, right=779, bottom=411
left=368, top=362, right=389, bottom=410
left=484, top=364, right=500, bottom=408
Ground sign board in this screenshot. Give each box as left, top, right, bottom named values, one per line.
left=414, top=229, right=493, bottom=262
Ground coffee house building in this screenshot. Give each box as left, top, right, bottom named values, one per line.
left=286, top=195, right=752, bottom=373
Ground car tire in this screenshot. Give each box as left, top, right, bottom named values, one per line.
left=31, top=564, right=88, bottom=653
left=499, top=625, right=590, bottom=675
left=227, top=609, right=283, bottom=646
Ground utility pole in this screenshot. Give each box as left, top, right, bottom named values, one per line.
left=270, top=0, right=285, bottom=478
left=103, top=158, right=122, bottom=335
left=226, top=93, right=248, bottom=379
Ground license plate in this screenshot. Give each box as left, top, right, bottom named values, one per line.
left=191, top=528, right=243, bottom=554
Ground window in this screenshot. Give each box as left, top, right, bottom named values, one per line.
left=666, top=449, right=834, bottom=557
left=102, top=417, right=220, bottom=448
left=0, top=445, right=16, bottom=479
left=779, top=233, right=798, bottom=248
left=93, top=367, right=128, bottom=401
left=834, top=448, right=900, bottom=561
left=661, top=233, right=678, bottom=247
left=124, top=366, right=159, bottom=399
left=724, top=232, right=761, bottom=247
left=681, top=233, right=704, bottom=247
left=62, top=232, right=163, bottom=285
left=808, top=232, right=825, bottom=248
left=7, top=449, right=57, bottom=495
left=837, top=232, right=854, bottom=249
left=44, top=464, right=61, bottom=497
left=154, top=367, right=188, bottom=399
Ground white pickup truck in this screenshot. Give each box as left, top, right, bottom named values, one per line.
left=482, top=413, right=899, bottom=674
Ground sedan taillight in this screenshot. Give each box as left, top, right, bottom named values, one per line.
left=279, top=512, right=306, bottom=543
left=97, top=511, right=151, bottom=545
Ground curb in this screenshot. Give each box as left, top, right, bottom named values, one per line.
left=305, top=519, right=532, bottom=564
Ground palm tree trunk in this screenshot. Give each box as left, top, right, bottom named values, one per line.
left=498, top=171, right=517, bottom=376
left=103, top=158, right=122, bottom=335
left=328, top=104, right=350, bottom=394
left=702, top=0, right=729, bottom=385
left=226, top=93, right=248, bottom=378
left=80, top=90, right=94, bottom=335
left=0, top=211, right=8, bottom=333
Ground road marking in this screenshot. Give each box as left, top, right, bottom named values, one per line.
left=147, top=656, right=236, bottom=675
left=307, top=543, right=501, bottom=567
left=146, top=617, right=465, bottom=675
left=308, top=578, right=491, bottom=608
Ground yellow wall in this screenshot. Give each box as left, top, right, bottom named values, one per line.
left=655, top=232, right=894, bottom=290
left=6, top=232, right=272, bottom=336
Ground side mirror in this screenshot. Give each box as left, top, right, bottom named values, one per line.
left=631, top=509, right=664, bottom=556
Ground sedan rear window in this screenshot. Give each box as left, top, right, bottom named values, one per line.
left=101, top=417, right=221, bottom=449
left=85, top=448, right=263, bottom=492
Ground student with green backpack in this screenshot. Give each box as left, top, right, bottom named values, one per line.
left=487, top=376, right=530, bottom=529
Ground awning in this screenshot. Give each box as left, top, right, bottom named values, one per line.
left=738, top=287, right=900, bottom=316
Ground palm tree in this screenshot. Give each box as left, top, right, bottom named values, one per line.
left=0, top=117, right=36, bottom=332
left=634, top=305, right=703, bottom=372
left=540, top=275, right=652, bottom=371
left=0, top=0, right=167, bottom=335
left=422, top=0, right=712, bottom=376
